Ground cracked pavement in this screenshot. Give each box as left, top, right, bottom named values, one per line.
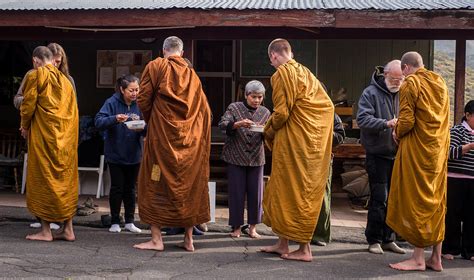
left=1, top=221, right=474, bottom=279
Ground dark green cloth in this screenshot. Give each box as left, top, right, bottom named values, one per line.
left=312, top=164, right=332, bottom=244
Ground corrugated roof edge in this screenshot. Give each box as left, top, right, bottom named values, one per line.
left=0, top=7, right=472, bottom=11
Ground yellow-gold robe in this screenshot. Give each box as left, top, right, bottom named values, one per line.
left=386, top=68, right=449, bottom=248
left=20, top=64, right=79, bottom=222
left=263, top=59, right=334, bottom=243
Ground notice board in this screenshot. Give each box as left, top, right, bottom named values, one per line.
left=96, top=50, right=152, bottom=88
left=240, top=40, right=317, bottom=77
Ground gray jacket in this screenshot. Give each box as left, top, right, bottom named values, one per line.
left=356, top=66, right=399, bottom=159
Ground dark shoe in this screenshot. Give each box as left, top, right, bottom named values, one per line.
left=196, top=223, right=208, bottom=232
left=192, top=226, right=204, bottom=236
left=163, top=227, right=185, bottom=235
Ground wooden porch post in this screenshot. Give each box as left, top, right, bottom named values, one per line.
left=454, top=39, right=466, bottom=124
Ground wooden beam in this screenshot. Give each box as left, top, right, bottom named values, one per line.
left=454, top=39, right=466, bottom=124
left=0, top=9, right=472, bottom=30
left=0, top=26, right=473, bottom=41
left=334, top=10, right=474, bottom=30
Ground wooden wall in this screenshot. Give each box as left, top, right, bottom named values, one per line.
left=317, top=39, right=432, bottom=112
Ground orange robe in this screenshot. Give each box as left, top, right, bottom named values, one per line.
left=137, top=56, right=211, bottom=227
left=263, top=59, right=334, bottom=243
left=386, top=68, right=450, bottom=247
left=20, top=64, right=79, bottom=222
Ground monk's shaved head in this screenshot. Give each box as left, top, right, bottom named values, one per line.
left=268, top=38, right=292, bottom=56
left=401, top=51, right=424, bottom=68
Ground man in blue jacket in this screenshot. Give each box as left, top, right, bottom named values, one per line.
left=357, top=60, right=406, bottom=255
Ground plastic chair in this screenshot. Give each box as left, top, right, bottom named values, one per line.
left=78, top=155, right=105, bottom=198
left=22, top=154, right=105, bottom=199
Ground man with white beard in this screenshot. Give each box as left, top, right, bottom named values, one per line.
left=356, top=60, right=406, bottom=255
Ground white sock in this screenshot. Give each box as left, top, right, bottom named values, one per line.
left=109, top=224, right=121, bottom=233
left=124, top=223, right=142, bottom=233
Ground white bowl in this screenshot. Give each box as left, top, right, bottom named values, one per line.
left=124, top=120, right=145, bottom=130
left=249, top=125, right=264, bottom=133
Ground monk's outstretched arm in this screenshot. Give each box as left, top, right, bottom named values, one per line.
left=138, top=63, right=155, bottom=123
left=270, top=74, right=290, bottom=131
left=396, top=79, right=417, bottom=138
left=20, top=71, right=39, bottom=130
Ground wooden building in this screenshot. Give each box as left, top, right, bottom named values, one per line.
left=0, top=0, right=473, bottom=196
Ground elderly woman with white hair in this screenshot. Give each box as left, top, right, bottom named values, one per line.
left=219, top=80, right=271, bottom=238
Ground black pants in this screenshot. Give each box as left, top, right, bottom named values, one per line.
left=442, top=177, right=474, bottom=260
left=365, top=154, right=396, bottom=245
left=108, top=163, right=140, bottom=225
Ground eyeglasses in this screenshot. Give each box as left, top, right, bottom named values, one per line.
left=386, top=76, right=404, bottom=83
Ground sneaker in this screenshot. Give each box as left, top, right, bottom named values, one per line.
left=368, top=243, right=384, bottom=254
left=124, top=223, right=141, bottom=233
left=313, top=240, right=327, bottom=246
left=30, top=222, right=41, bottom=228
left=50, top=223, right=60, bottom=230
left=29, top=222, right=60, bottom=230
left=382, top=242, right=406, bottom=254
left=109, top=224, right=121, bottom=233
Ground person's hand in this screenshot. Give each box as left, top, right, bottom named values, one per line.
left=386, top=118, right=398, bottom=128
left=19, top=127, right=28, bottom=139
left=233, top=119, right=254, bottom=129
left=116, top=114, right=129, bottom=123
left=392, top=129, right=399, bottom=145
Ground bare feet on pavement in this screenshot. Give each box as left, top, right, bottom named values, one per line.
left=389, top=258, right=425, bottom=271
left=230, top=228, right=241, bottom=238
left=260, top=244, right=289, bottom=255
left=248, top=225, right=260, bottom=239
left=26, top=231, right=53, bottom=242
left=177, top=238, right=195, bottom=252
left=442, top=254, right=454, bottom=260
left=426, top=258, right=443, bottom=272
left=53, top=229, right=75, bottom=241
left=133, top=240, right=164, bottom=251
left=280, top=244, right=313, bottom=262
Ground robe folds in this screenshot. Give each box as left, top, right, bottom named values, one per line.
left=263, top=59, right=334, bottom=243
left=137, top=56, right=211, bottom=227
left=386, top=68, right=450, bottom=248
left=20, top=64, right=79, bottom=222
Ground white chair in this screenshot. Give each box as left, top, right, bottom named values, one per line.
left=78, top=155, right=105, bottom=198
left=208, top=181, right=216, bottom=223
left=22, top=153, right=106, bottom=199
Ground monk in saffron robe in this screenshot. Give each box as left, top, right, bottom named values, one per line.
left=20, top=46, right=79, bottom=242
left=260, top=39, right=334, bottom=262
left=387, top=52, right=450, bottom=271
left=134, top=36, right=211, bottom=252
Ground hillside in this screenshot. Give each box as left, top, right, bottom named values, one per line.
left=433, top=50, right=474, bottom=122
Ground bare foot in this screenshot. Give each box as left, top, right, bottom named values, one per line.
left=281, top=249, right=313, bottom=262
left=426, top=258, right=443, bottom=272
left=442, top=254, right=454, bottom=260
left=248, top=231, right=261, bottom=239
left=260, top=244, right=289, bottom=255
left=133, top=240, right=164, bottom=251
left=53, top=229, right=75, bottom=241
left=471, top=257, right=474, bottom=261
left=176, top=238, right=195, bottom=252
left=389, top=258, right=425, bottom=271
left=26, top=231, right=53, bottom=242
left=230, top=228, right=241, bottom=238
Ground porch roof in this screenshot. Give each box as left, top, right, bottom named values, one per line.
left=1, top=0, right=472, bottom=11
